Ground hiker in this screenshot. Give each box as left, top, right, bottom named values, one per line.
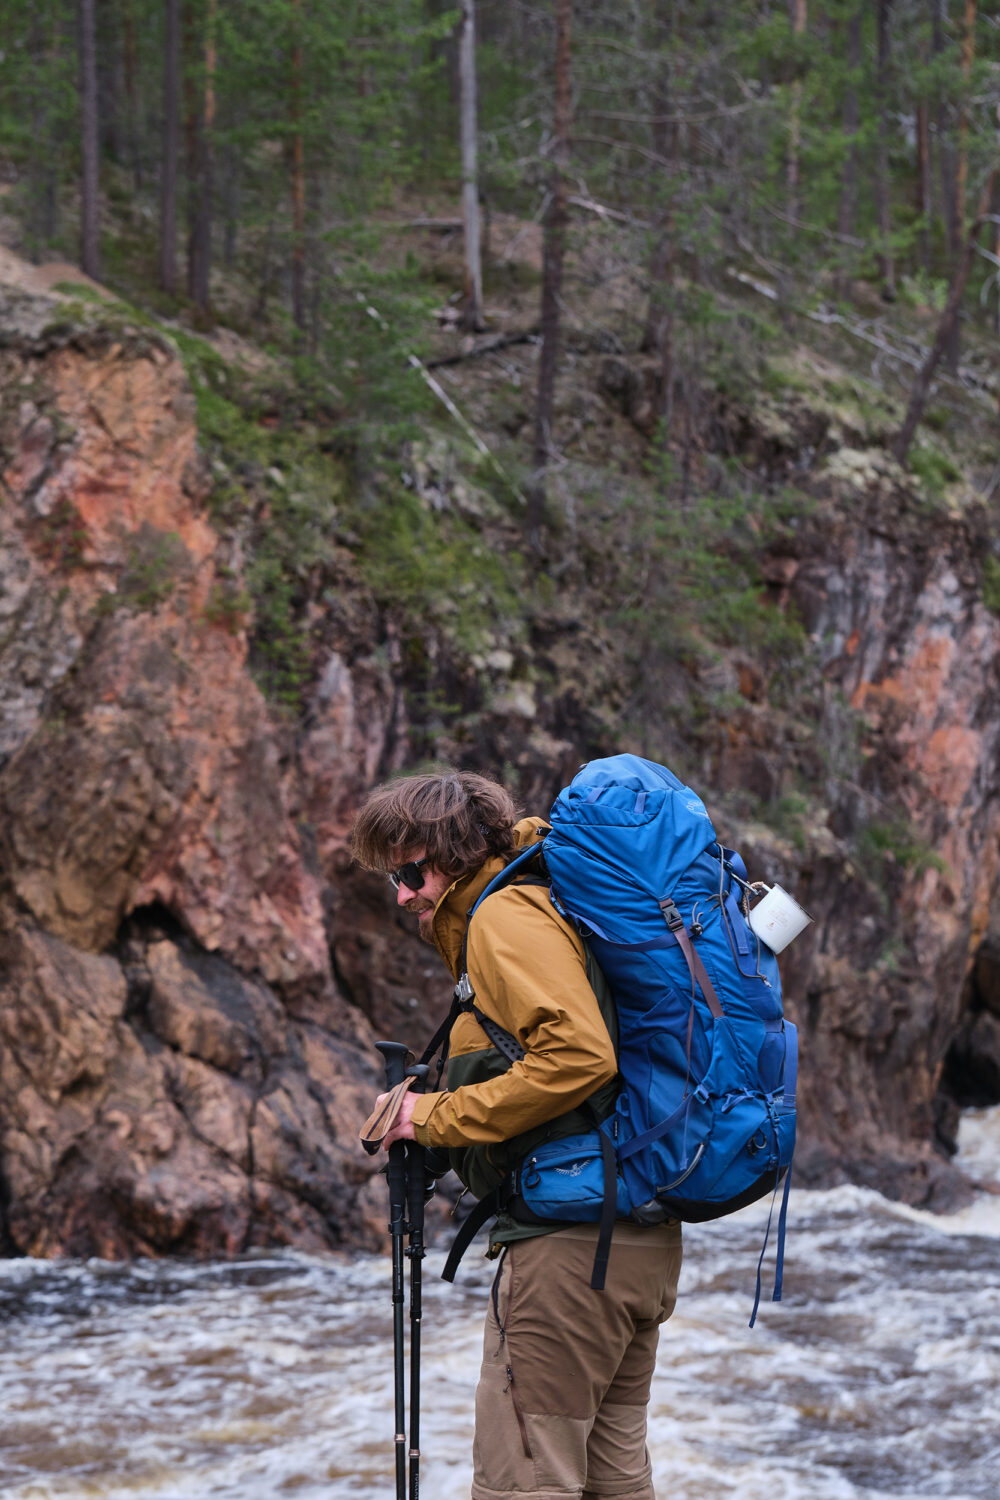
left=353, top=770, right=683, bottom=1500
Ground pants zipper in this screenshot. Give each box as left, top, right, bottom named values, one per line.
left=491, top=1249, right=534, bottom=1461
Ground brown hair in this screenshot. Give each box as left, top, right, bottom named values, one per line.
left=350, top=770, right=520, bottom=880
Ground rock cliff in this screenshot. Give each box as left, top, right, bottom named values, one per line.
left=0, top=284, right=997, bottom=1259
left=761, top=456, right=1000, bottom=1203
left=0, top=291, right=386, bottom=1255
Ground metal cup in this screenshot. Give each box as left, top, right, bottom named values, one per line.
left=746, top=882, right=812, bottom=954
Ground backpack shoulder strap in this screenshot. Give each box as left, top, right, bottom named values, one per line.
left=451, top=841, right=548, bottom=1052
left=419, top=842, right=546, bottom=1080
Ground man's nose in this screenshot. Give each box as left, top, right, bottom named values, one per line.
left=395, top=881, right=412, bottom=908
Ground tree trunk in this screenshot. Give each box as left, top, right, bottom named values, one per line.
left=893, top=164, right=998, bottom=464
left=834, top=8, right=861, bottom=297
left=253, top=216, right=277, bottom=321
left=786, top=0, right=808, bottom=220
left=100, top=8, right=124, bottom=164
left=641, top=2, right=675, bottom=440
left=28, top=9, right=57, bottom=260
left=934, top=0, right=958, bottom=262
left=123, top=0, right=141, bottom=190
left=78, top=0, right=101, bottom=279
left=458, top=0, right=485, bottom=332
left=183, top=0, right=200, bottom=299
left=875, top=0, right=896, bottom=300
left=189, top=0, right=217, bottom=311
left=915, top=26, right=931, bottom=274
left=290, top=0, right=306, bottom=333
left=222, top=144, right=239, bottom=268
left=160, top=0, right=180, bottom=295
left=955, top=0, right=977, bottom=235
left=944, top=0, right=975, bottom=370
left=527, top=0, right=571, bottom=548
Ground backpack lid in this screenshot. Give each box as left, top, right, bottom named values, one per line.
left=547, top=754, right=718, bottom=895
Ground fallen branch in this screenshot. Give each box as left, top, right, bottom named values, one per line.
left=567, top=194, right=651, bottom=230
left=727, top=264, right=996, bottom=399
left=399, top=217, right=463, bottom=232
left=726, top=267, right=779, bottom=301
left=355, top=293, right=528, bottom=507
left=806, top=305, right=923, bottom=371
left=585, top=101, right=756, bottom=127
left=760, top=199, right=867, bottom=249
left=426, top=328, right=540, bottom=369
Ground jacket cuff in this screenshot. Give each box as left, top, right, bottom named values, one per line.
left=410, top=1091, right=448, bottom=1146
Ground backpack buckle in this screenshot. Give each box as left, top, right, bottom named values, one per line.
left=455, top=973, right=474, bottom=1005
left=658, top=898, right=684, bottom=932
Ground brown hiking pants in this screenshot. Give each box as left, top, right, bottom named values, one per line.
left=471, top=1221, right=683, bottom=1500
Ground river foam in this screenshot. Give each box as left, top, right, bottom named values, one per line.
left=1, top=1109, right=998, bottom=1499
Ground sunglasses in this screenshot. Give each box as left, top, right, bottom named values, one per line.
left=388, top=857, right=429, bottom=892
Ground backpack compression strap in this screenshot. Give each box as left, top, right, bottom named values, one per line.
left=659, top=897, right=724, bottom=1019
left=591, top=1129, right=618, bottom=1292
left=585, top=895, right=726, bottom=1296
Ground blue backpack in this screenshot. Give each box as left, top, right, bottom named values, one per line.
left=437, top=754, right=798, bottom=1324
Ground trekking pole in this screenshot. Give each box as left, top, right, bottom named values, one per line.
left=375, top=1041, right=410, bottom=1500
left=404, top=1063, right=428, bottom=1500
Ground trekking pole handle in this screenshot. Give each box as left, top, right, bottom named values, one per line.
left=376, top=1041, right=411, bottom=1090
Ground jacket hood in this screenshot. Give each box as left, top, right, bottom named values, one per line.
left=428, top=816, right=550, bottom=980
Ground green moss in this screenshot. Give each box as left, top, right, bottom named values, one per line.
left=35, top=499, right=88, bottom=570
left=172, top=308, right=525, bottom=703
left=764, top=791, right=810, bottom=851
left=119, top=527, right=190, bottom=609
left=52, top=281, right=113, bottom=304
left=856, top=818, right=948, bottom=879
left=908, top=442, right=962, bottom=498
left=203, top=574, right=252, bottom=633
left=355, top=478, right=524, bottom=653
left=982, top=556, right=1000, bottom=614
left=246, top=552, right=312, bottom=710
left=759, top=360, right=810, bottom=397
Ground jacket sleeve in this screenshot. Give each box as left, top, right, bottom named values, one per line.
left=409, top=887, right=617, bottom=1149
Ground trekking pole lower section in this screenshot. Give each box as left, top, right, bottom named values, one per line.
left=374, top=1043, right=430, bottom=1500
left=376, top=1042, right=411, bottom=1500
left=405, top=1065, right=428, bottom=1500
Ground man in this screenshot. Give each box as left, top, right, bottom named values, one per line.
left=353, top=769, right=682, bottom=1500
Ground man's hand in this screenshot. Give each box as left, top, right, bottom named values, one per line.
left=380, top=1087, right=418, bottom=1150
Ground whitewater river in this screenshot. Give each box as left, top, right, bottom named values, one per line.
left=1, top=1111, right=998, bottom=1500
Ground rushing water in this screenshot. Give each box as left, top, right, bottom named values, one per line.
left=2, top=1111, right=999, bottom=1500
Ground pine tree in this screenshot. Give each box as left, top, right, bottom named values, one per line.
left=458, top=0, right=484, bottom=332
left=161, top=0, right=180, bottom=294
left=79, top=0, right=101, bottom=277
left=528, top=0, right=572, bottom=549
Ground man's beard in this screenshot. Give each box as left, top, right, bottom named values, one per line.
left=404, top=899, right=435, bottom=942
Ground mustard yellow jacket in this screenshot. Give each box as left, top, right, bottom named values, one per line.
left=410, top=818, right=619, bottom=1202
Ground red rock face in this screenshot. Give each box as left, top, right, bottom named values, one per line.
left=0, top=302, right=385, bottom=1257
left=774, top=484, right=1000, bottom=1203
left=1, top=319, right=328, bottom=987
